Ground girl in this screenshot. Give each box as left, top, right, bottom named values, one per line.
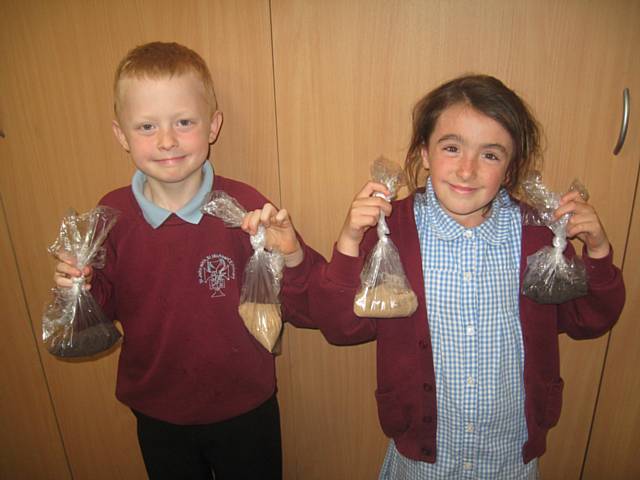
left=310, top=75, right=624, bottom=479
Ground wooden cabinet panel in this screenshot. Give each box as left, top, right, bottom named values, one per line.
left=583, top=174, right=640, bottom=477
left=271, top=1, right=640, bottom=478
left=0, top=191, right=70, bottom=479
left=0, top=1, right=280, bottom=478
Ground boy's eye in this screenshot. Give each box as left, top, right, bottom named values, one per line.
left=137, top=123, right=155, bottom=133
left=177, top=119, right=194, bottom=127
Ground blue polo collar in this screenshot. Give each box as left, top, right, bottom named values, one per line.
left=131, top=162, right=214, bottom=228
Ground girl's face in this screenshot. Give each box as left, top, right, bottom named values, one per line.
left=421, top=103, right=514, bottom=228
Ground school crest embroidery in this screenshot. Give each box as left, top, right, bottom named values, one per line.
left=198, top=254, right=235, bottom=297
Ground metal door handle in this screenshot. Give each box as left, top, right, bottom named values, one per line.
left=613, top=88, right=630, bottom=155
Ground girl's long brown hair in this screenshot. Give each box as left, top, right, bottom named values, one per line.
left=405, top=74, right=543, bottom=194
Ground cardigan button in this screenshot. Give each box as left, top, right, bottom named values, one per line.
left=423, top=383, right=433, bottom=392
left=421, top=447, right=432, bottom=456
left=418, top=340, right=427, bottom=349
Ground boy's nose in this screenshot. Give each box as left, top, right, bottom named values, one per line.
left=157, top=128, right=178, bottom=150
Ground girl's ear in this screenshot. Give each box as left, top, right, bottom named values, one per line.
left=112, top=120, right=130, bottom=152
left=420, top=144, right=430, bottom=170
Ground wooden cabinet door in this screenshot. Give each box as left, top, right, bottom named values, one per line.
left=0, top=1, right=280, bottom=478
left=0, top=189, right=70, bottom=479
left=271, top=1, right=640, bottom=478
left=583, top=177, right=640, bottom=478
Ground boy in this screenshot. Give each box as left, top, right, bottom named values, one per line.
left=54, top=42, right=318, bottom=480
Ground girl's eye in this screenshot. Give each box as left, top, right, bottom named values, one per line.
left=443, top=145, right=459, bottom=154
left=483, top=152, right=501, bottom=162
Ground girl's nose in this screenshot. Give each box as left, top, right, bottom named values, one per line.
left=456, top=154, right=476, bottom=180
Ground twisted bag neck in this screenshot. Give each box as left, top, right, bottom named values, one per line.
left=374, top=191, right=390, bottom=239
left=250, top=224, right=266, bottom=251
left=552, top=234, right=567, bottom=262
left=70, top=276, right=85, bottom=296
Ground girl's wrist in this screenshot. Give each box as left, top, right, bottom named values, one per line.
left=337, top=234, right=361, bottom=257
left=586, top=242, right=610, bottom=260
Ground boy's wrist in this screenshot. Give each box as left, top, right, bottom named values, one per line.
left=284, top=248, right=304, bottom=268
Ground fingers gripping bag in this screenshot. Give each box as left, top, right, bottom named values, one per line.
left=43, top=207, right=121, bottom=357
left=202, top=191, right=284, bottom=352
left=521, top=171, right=589, bottom=304
left=354, top=157, right=418, bottom=318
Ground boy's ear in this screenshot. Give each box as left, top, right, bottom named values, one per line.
left=209, top=111, right=223, bottom=144
left=420, top=145, right=430, bottom=169
left=112, top=120, right=131, bottom=152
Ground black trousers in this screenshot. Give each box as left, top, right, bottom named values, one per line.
left=132, top=395, right=282, bottom=480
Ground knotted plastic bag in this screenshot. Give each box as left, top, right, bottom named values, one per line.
left=202, top=191, right=284, bottom=352
left=43, top=207, right=121, bottom=357
left=521, top=171, right=589, bottom=304
left=354, top=157, right=418, bottom=318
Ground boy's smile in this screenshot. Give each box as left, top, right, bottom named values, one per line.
left=112, top=72, right=222, bottom=210
left=421, top=103, right=513, bottom=228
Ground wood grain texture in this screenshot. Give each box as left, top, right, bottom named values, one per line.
left=583, top=165, right=640, bottom=477
left=0, top=189, right=71, bottom=479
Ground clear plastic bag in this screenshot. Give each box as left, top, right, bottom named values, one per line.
left=202, top=191, right=284, bottom=352
left=354, top=157, right=418, bottom=318
left=521, top=171, right=589, bottom=304
left=43, top=207, right=121, bottom=357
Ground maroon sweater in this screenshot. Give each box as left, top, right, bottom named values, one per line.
left=92, top=175, right=318, bottom=425
left=309, top=192, right=625, bottom=463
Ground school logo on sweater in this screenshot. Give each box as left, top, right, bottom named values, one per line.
left=198, top=254, right=235, bottom=297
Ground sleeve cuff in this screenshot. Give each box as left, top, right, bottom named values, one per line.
left=325, top=243, right=365, bottom=288
left=582, top=244, right=617, bottom=286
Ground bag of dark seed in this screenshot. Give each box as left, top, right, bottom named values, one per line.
left=43, top=207, right=121, bottom=357
left=521, top=171, right=589, bottom=304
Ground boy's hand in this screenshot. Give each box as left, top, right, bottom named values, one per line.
left=337, top=182, right=392, bottom=257
left=554, top=191, right=610, bottom=259
left=242, top=203, right=303, bottom=267
left=53, top=254, right=93, bottom=290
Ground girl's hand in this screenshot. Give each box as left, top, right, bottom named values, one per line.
left=337, top=181, right=392, bottom=257
left=242, top=203, right=303, bottom=267
left=53, top=254, right=93, bottom=290
left=554, top=191, right=610, bottom=259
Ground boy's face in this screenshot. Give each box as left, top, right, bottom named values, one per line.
left=421, top=103, right=513, bottom=228
left=112, top=72, right=221, bottom=189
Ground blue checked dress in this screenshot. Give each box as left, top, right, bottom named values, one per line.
left=379, top=179, right=538, bottom=479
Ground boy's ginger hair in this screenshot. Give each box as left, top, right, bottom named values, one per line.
left=114, top=41, right=218, bottom=117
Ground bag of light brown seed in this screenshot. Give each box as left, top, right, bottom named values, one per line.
left=202, top=191, right=284, bottom=352
left=354, top=157, right=418, bottom=318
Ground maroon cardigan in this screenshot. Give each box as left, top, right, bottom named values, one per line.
left=309, top=191, right=625, bottom=463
